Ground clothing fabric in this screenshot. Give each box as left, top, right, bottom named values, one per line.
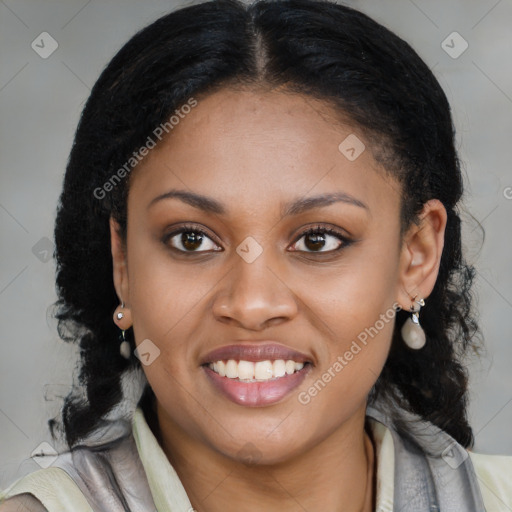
left=1, top=399, right=511, bottom=512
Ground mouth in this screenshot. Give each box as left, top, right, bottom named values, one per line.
left=200, top=342, right=314, bottom=406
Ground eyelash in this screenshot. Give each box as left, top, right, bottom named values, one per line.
left=162, top=223, right=352, bottom=255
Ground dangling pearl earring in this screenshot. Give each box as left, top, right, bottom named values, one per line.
left=401, top=296, right=426, bottom=349
left=116, top=301, right=131, bottom=359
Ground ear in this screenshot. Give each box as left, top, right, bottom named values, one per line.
left=396, top=199, right=447, bottom=309
left=110, top=216, right=132, bottom=327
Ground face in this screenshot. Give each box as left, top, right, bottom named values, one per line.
left=110, top=86, right=434, bottom=465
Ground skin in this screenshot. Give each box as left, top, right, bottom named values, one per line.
left=110, top=87, right=447, bottom=512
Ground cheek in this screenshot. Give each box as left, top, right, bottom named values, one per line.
left=295, top=310, right=395, bottom=438
left=126, top=243, right=219, bottom=399
left=127, top=238, right=213, bottom=338
left=295, top=238, right=400, bottom=335
left=291, top=238, right=399, bottom=401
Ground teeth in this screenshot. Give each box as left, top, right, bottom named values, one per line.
left=208, top=359, right=306, bottom=381
left=273, top=359, right=286, bottom=378
left=217, top=360, right=226, bottom=377
left=238, top=360, right=254, bottom=380
left=285, top=360, right=295, bottom=374
left=225, top=360, right=238, bottom=379
left=255, top=360, right=273, bottom=380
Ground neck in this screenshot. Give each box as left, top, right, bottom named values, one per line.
left=150, top=399, right=376, bottom=512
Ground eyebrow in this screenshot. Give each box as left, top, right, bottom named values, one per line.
left=147, top=189, right=369, bottom=216
left=148, top=189, right=225, bottom=214
left=281, top=192, right=368, bottom=217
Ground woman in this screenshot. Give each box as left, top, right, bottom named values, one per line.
left=1, top=0, right=511, bottom=510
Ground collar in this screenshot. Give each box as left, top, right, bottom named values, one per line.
left=131, top=405, right=396, bottom=512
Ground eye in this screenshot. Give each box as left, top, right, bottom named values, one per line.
left=290, top=225, right=351, bottom=253
left=162, top=224, right=222, bottom=253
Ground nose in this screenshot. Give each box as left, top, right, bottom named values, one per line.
left=212, top=249, right=298, bottom=331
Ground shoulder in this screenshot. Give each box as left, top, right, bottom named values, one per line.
left=0, top=467, right=93, bottom=512
left=0, top=493, right=48, bottom=512
left=469, top=450, right=512, bottom=509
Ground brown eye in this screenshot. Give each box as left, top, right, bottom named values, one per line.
left=179, top=231, right=205, bottom=251
left=163, top=225, right=222, bottom=253
left=290, top=227, right=350, bottom=253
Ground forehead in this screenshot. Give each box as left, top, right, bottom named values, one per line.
left=127, top=87, right=400, bottom=219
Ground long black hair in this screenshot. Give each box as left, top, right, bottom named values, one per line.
left=49, top=0, right=480, bottom=449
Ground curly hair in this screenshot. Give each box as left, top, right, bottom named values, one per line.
left=49, top=0, right=481, bottom=450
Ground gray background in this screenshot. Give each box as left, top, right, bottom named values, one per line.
left=1, top=0, right=511, bottom=489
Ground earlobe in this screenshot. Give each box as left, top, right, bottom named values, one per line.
left=396, top=199, right=447, bottom=308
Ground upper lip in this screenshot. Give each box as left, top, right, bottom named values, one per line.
left=200, top=342, right=312, bottom=365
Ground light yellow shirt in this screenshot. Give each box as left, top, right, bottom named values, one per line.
left=1, top=407, right=511, bottom=511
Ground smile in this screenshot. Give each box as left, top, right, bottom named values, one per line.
left=203, top=359, right=312, bottom=406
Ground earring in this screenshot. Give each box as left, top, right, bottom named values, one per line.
left=401, top=296, right=426, bottom=350
left=116, top=301, right=131, bottom=359
left=119, top=328, right=131, bottom=359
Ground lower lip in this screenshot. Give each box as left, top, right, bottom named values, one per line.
left=203, top=364, right=311, bottom=407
